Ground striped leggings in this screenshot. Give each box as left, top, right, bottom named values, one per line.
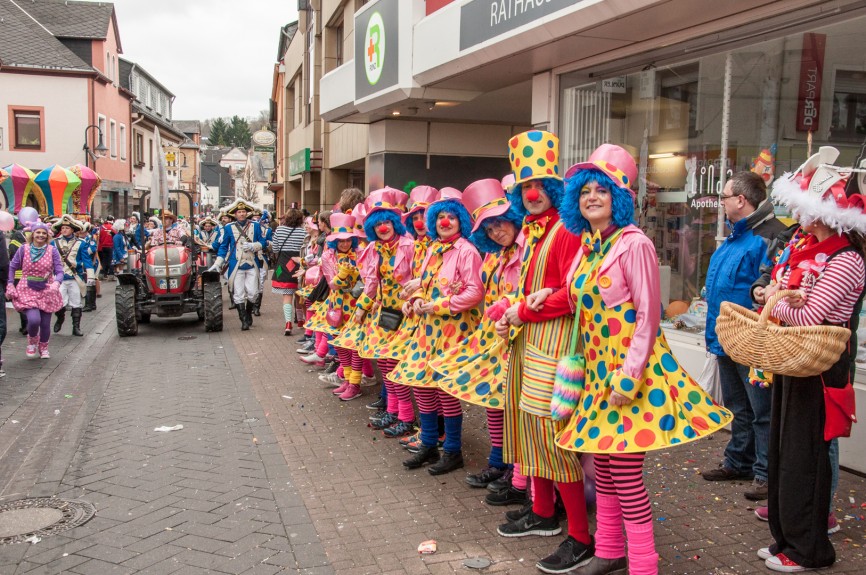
left=378, top=359, right=416, bottom=423
left=415, top=388, right=460, bottom=416
left=594, top=452, right=652, bottom=523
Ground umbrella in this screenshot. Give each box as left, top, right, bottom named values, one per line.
left=68, top=164, right=101, bottom=215
left=34, top=165, right=81, bottom=217
left=0, top=163, right=39, bottom=212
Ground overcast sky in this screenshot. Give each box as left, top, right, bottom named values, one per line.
left=111, top=0, right=298, bottom=122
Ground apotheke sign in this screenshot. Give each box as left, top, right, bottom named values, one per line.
left=460, top=0, right=585, bottom=51
left=355, top=0, right=399, bottom=99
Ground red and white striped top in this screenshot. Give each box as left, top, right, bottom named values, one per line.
left=773, top=250, right=866, bottom=326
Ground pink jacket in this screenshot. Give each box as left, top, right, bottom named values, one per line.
left=418, top=236, right=484, bottom=314
left=565, top=225, right=661, bottom=397
left=322, top=248, right=358, bottom=290
left=357, top=235, right=415, bottom=302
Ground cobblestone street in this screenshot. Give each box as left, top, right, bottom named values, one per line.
left=0, top=288, right=863, bottom=574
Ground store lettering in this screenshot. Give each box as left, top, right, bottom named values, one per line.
left=690, top=196, right=720, bottom=209
left=490, top=0, right=553, bottom=26
left=801, top=66, right=819, bottom=126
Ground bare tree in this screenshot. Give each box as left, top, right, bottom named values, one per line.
left=237, top=164, right=259, bottom=204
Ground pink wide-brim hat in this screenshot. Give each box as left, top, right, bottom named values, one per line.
left=403, top=185, right=441, bottom=223
left=304, top=216, right=318, bottom=231
left=365, top=187, right=409, bottom=216
left=327, top=213, right=357, bottom=241
left=564, top=144, right=638, bottom=196
left=426, top=187, right=464, bottom=215
left=351, top=203, right=367, bottom=238
left=463, top=178, right=511, bottom=232
left=500, top=173, right=515, bottom=191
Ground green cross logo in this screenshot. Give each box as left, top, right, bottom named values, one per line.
left=364, top=12, right=385, bottom=86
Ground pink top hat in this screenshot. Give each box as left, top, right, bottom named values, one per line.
left=365, top=187, right=409, bottom=215
left=500, top=173, right=515, bottom=191
left=403, top=185, right=441, bottom=222
left=564, top=144, right=638, bottom=195
left=351, top=203, right=367, bottom=238
left=463, top=178, right=511, bottom=232
left=327, top=213, right=356, bottom=242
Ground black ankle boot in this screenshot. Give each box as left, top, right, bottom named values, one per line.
left=252, top=294, right=262, bottom=316
left=403, top=445, right=440, bottom=469
left=245, top=301, right=254, bottom=326
left=428, top=451, right=464, bottom=476
left=237, top=303, right=249, bottom=330
left=83, top=285, right=96, bottom=312
left=53, top=309, right=66, bottom=333
left=71, top=308, right=84, bottom=337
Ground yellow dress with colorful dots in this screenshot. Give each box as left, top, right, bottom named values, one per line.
left=432, top=246, right=519, bottom=408
left=311, top=251, right=359, bottom=337
left=389, top=242, right=482, bottom=388
left=555, top=235, right=732, bottom=454
left=304, top=300, right=328, bottom=332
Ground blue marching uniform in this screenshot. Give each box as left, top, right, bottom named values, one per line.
left=214, top=219, right=265, bottom=328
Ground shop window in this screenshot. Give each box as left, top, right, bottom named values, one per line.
left=831, top=69, right=866, bottom=141
left=12, top=109, right=42, bottom=150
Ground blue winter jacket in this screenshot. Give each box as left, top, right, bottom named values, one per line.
left=705, top=200, right=785, bottom=356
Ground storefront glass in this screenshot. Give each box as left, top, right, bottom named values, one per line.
left=558, top=16, right=866, bottom=305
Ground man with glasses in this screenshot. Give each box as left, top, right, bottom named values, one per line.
left=701, top=171, right=785, bottom=502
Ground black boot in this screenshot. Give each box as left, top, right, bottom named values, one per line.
left=246, top=300, right=255, bottom=327
left=18, top=313, right=27, bottom=335
left=403, top=445, right=440, bottom=470
left=237, top=303, right=249, bottom=330
left=53, top=309, right=66, bottom=333
left=252, top=293, right=262, bottom=317
left=228, top=290, right=236, bottom=310
left=428, top=451, right=464, bottom=476
left=83, top=286, right=96, bottom=312
left=71, top=308, right=84, bottom=337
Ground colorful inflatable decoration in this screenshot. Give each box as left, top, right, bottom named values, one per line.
left=68, top=164, right=102, bottom=215
left=34, top=165, right=81, bottom=217
left=751, top=143, right=777, bottom=185
left=1, top=164, right=44, bottom=213
left=0, top=168, right=7, bottom=210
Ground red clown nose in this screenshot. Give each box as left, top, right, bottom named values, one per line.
left=525, top=188, right=540, bottom=202
left=438, top=218, right=452, bottom=229
left=377, top=224, right=390, bottom=235
left=413, top=220, right=425, bottom=230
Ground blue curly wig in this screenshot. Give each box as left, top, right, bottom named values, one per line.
left=327, top=237, right=359, bottom=251
left=406, top=208, right=426, bottom=239
left=507, top=177, right=565, bottom=219
left=470, top=207, right=524, bottom=254
left=364, top=210, right=407, bottom=242
left=561, top=168, right=635, bottom=235
left=426, top=199, right=473, bottom=240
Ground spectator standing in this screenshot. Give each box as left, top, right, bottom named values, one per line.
left=0, top=230, right=8, bottom=376
left=701, top=171, right=785, bottom=501
left=97, top=217, right=115, bottom=280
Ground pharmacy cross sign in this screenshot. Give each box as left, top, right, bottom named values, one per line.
left=364, top=11, right=385, bottom=85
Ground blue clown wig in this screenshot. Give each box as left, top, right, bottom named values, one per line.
left=470, top=206, right=524, bottom=254
left=561, top=168, right=635, bottom=235
left=426, top=199, right=473, bottom=240
left=506, top=177, right=565, bottom=219
left=364, top=210, right=407, bottom=242
left=327, top=237, right=359, bottom=251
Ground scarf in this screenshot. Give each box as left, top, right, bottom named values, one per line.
left=772, top=232, right=851, bottom=290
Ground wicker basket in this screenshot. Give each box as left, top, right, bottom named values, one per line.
left=716, top=290, right=851, bottom=377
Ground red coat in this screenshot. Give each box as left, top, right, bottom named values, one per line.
left=98, top=223, right=114, bottom=249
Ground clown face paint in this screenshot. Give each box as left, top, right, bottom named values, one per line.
left=436, top=212, right=459, bottom=240
left=522, top=180, right=551, bottom=215
left=375, top=220, right=395, bottom=241
left=411, top=211, right=427, bottom=236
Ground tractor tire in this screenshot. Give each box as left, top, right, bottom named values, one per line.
left=203, top=281, right=223, bottom=332
left=115, top=284, right=138, bottom=337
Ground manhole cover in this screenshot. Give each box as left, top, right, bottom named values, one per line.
left=0, top=498, right=95, bottom=544
left=178, top=336, right=197, bottom=341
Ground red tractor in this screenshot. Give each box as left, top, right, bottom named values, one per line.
left=115, top=243, right=223, bottom=336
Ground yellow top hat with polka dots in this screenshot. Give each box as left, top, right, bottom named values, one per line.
left=508, top=130, right=562, bottom=186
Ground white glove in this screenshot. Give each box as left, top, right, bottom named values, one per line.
left=208, top=257, right=224, bottom=272
left=86, top=279, right=96, bottom=287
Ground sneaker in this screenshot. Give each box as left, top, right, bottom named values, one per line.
left=505, top=501, right=533, bottom=521
left=370, top=412, right=398, bottom=430
left=765, top=553, right=808, bottom=572
left=300, top=352, right=325, bottom=365
left=39, top=346, right=50, bottom=359
left=487, top=467, right=514, bottom=493
left=296, top=334, right=310, bottom=343
left=322, top=361, right=338, bottom=375
left=383, top=420, right=416, bottom=438
left=366, top=397, right=386, bottom=411
left=496, top=510, right=561, bottom=538
left=0, top=368, right=5, bottom=378
left=25, top=344, right=37, bottom=358
left=701, top=465, right=752, bottom=482
left=536, top=536, right=595, bottom=574
left=296, top=341, right=315, bottom=354
left=486, top=486, right=528, bottom=507
left=828, top=514, right=841, bottom=535
left=755, top=506, right=769, bottom=521
left=405, top=433, right=445, bottom=453
left=332, top=382, right=350, bottom=395
left=361, top=375, right=378, bottom=386
left=400, top=432, right=420, bottom=447
left=319, top=373, right=344, bottom=387
left=758, top=547, right=774, bottom=560
left=368, top=409, right=388, bottom=421
left=339, top=385, right=362, bottom=401
left=284, top=322, right=293, bottom=336
left=745, top=478, right=769, bottom=501
left=466, top=466, right=507, bottom=488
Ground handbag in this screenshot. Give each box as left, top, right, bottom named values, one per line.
left=551, top=230, right=623, bottom=421
left=824, top=382, right=856, bottom=441
left=378, top=306, right=404, bottom=331
left=271, top=228, right=299, bottom=282
left=326, top=302, right=343, bottom=328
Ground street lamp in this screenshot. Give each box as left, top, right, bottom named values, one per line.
left=83, top=125, right=109, bottom=168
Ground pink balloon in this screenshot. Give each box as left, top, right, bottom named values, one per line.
left=18, top=206, right=38, bottom=224
left=0, top=211, right=13, bottom=232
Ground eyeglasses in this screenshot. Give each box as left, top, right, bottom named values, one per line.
left=719, top=193, right=742, bottom=202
